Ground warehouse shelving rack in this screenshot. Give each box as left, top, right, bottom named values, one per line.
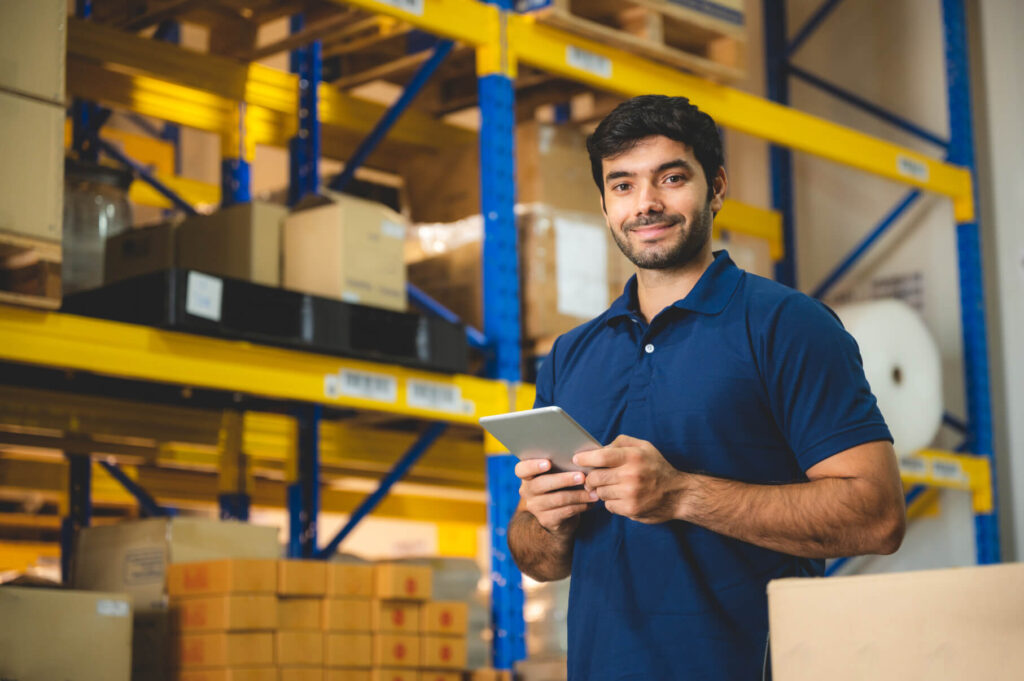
left=0, top=0, right=999, bottom=669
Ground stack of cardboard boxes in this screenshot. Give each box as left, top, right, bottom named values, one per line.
left=162, top=558, right=473, bottom=680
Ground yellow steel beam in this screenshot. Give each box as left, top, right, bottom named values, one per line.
left=129, top=172, right=221, bottom=209
left=328, top=0, right=497, bottom=46
left=716, top=199, right=784, bottom=261
left=905, top=486, right=942, bottom=521
left=899, top=449, right=992, bottom=513
left=505, top=15, right=974, bottom=221
left=0, top=306, right=509, bottom=424
left=0, top=541, right=60, bottom=572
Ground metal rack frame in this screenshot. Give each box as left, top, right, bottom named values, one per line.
left=0, top=0, right=999, bottom=670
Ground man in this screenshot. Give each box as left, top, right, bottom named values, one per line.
left=508, top=95, right=906, bottom=680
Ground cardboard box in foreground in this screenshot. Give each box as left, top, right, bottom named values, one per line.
left=768, top=563, right=1024, bottom=680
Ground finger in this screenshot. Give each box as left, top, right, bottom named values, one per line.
left=538, top=503, right=590, bottom=525
left=584, top=469, right=618, bottom=489
left=528, top=470, right=586, bottom=494
left=532, top=489, right=595, bottom=511
left=610, top=433, right=644, bottom=447
left=514, top=458, right=552, bottom=480
left=592, top=484, right=623, bottom=501
left=573, top=446, right=628, bottom=469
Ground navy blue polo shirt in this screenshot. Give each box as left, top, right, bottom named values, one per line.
left=534, top=251, right=892, bottom=680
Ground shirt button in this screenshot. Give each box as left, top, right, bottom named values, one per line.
left=644, top=343, right=655, bottom=354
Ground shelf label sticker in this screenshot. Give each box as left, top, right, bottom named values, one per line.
left=898, top=456, right=928, bottom=476
left=381, top=219, right=406, bottom=240
left=407, top=379, right=474, bottom=414
left=931, top=459, right=967, bottom=484
left=377, top=0, right=424, bottom=16
left=186, top=271, right=223, bottom=322
left=326, top=369, right=398, bottom=403
left=566, top=45, right=612, bottom=79
left=897, top=155, right=930, bottom=183
left=97, top=599, right=130, bottom=618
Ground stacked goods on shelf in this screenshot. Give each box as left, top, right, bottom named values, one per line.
left=0, top=586, right=133, bottom=681
left=0, top=0, right=66, bottom=309
left=71, top=518, right=281, bottom=681
left=167, top=559, right=279, bottom=680
left=515, top=0, right=747, bottom=83
left=278, top=560, right=328, bottom=680
left=283, top=191, right=407, bottom=312
left=323, top=561, right=375, bottom=680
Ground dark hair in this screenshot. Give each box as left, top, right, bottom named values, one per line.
left=586, top=95, right=723, bottom=201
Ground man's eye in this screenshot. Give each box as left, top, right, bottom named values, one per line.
left=613, top=183, right=630, bottom=191
left=665, top=174, right=685, bottom=184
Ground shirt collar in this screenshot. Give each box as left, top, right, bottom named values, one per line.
left=606, top=250, right=743, bottom=323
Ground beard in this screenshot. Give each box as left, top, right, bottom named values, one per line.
left=609, top=199, right=714, bottom=270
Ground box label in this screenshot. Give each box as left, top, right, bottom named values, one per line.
left=406, top=379, right=472, bottom=414
left=186, top=271, right=224, bottom=322
left=377, top=0, right=424, bottom=16
left=123, top=547, right=166, bottom=585
left=566, top=45, right=612, bottom=79
left=897, top=155, right=930, bottom=182
left=97, top=599, right=131, bottom=617
left=554, top=217, right=609, bottom=318
left=381, top=219, right=406, bottom=240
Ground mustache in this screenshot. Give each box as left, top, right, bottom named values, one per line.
left=623, top=213, right=683, bottom=232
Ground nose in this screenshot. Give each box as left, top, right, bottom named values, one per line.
left=635, top=182, right=664, bottom=215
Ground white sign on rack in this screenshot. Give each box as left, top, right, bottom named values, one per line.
left=407, top=379, right=473, bottom=414
left=897, top=155, right=930, bottom=182
left=185, top=271, right=223, bottom=322
left=566, top=45, right=612, bottom=79
left=376, top=0, right=425, bottom=16
left=325, top=369, right=398, bottom=403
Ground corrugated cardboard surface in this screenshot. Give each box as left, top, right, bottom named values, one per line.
left=0, top=0, right=65, bottom=105
left=0, top=91, right=64, bottom=243
left=176, top=667, right=277, bottom=681
left=373, top=634, right=420, bottom=668
left=327, top=563, right=375, bottom=598
left=280, top=597, right=323, bottom=630
left=324, top=633, right=373, bottom=667
left=282, top=192, right=406, bottom=311
left=370, top=670, right=416, bottom=681
left=176, top=632, right=274, bottom=667
left=279, top=559, right=328, bottom=596
left=176, top=202, right=286, bottom=287
left=419, top=672, right=461, bottom=681
left=420, top=635, right=468, bottom=670
left=172, top=594, right=278, bottom=631
left=323, top=598, right=373, bottom=632
left=275, top=630, right=325, bottom=666
left=72, top=518, right=280, bottom=611
left=167, top=559, right=278, bottom=598
left=371, top=600, right=421, bottom=633
left=373, top=563, right=432, bottom=601
left=104, top=222, right=177, bottom=284
left=768, top=564, right=1024, bottom=680
left=420, top=601, right=469, bottom=635
left=323, top=670, right=372, bottom=681
left=0, top=587, right=132, bottom=681
left=279, top=668, right=325, bottom=681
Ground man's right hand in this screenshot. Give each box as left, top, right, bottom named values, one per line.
left=514, top=459, right=596, bottom=537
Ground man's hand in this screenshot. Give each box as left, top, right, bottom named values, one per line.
left=514, top=459, right=595, bottom=538
left=575, top=434, right=685, bottom=524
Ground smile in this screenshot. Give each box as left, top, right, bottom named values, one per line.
left=629, top=222, right=676, bottom=239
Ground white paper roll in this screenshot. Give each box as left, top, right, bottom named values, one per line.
left=834, top=298, right=943, bottom=457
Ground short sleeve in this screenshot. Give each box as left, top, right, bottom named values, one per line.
left=533, top=337, right=557, bottom=409
left=761, top=294, right=893, bottom=471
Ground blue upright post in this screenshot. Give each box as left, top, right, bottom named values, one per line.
left=941, top=0, right=1000, bottom=564
left=288, top=404, right=321, bottom=559
left=221, top=99, right=252, bottom=207
left=71, top=0, right=100, bottom=163
left=289, top=13, right=322, bottom=206
left=763, top=0, right=797, bottom=287
left=154, top=21, right=182, bottom=177
left=60, top=455, right=92, bottom=583
left=479, top=1, right=526, bottom=669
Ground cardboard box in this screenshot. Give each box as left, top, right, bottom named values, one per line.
left=401, top=121, right=600, bottom=224
left=0, top=91, right=64, bottom=243
left=176, top=632, right=274, bottom=668
left=167, top=559, right=278, bottom=598
left=0, top=587, right=132, bottom=681
left=275, top=631, right=324, bottom=666
left=280, top=668, right=325, bottom=681
left=768, top=564, right=1024, bottom=681
left=175, top=669, right=277, bottom=681
left=324, top=633, right=373, bottom=667
left=370, top=671, right=416, bottom=681
left=73, top=518, right=280, bottom=612
left=419, top=672, right=461, bottom=681
left=280, top=597, right=324, bottom=630
left=420, top=636, right=467, bottom=670
left=172, top=594, right=278, bottom=631
left=373, top=563, right=432, bottom=601
left=327, top=562, right=375, bottom=598
left=371, top=600, right=421, bottom=633
left=467, top=670, right=513, bottom=681
left=420, top=601, right=469, bottom=636
left=323, top=597, right=373, bottom=631
left=176, top=202, right=286, bottom=287
left=406, top=240, right=482, bottom=330
left=0, top=0, right=65, bottom=105
left=279, top=559, right=328, bottom=596
left=283, top=192, right=406, bottom=311
left=373, top=634, right=420, bottom=668
left=324, top=670, right=372, bottom=681
left=103, top=222, right=176, bottom=284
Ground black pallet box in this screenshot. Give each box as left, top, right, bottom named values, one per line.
left=62, top=269, right=468, bottom=374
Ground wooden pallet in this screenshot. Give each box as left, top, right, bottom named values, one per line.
left=0, top=232, right=62, bottom=310
left=528, top=0, right=748, bottom=83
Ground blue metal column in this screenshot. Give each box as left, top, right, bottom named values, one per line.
left=288, top=14, right=322, bottom=206
left=942, top=0, right=1000, bottom=564
left=71, top=0, right=100, bottom=163
left=763, top=0, right=797, bottom=287
left=288, top=405, right=321, bottom=558
left=60, top=455, right=91, bottom=583
left=479, top=2, right=526, bottom=669
left=221, top=102, right=252, bottom=207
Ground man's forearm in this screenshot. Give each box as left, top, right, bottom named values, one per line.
left=508, top=510, right=574, bottom=581
left=675, top=474, right=905, bottom=559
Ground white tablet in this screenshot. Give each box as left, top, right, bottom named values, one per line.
left=479, top=406, right=602, bottom=473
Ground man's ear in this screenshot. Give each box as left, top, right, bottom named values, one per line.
left=710, top=166, right=728, bottom=214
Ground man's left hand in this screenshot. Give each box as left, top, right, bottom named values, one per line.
left=574, top=434, right=686, bottom=524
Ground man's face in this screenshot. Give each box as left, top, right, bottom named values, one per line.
left=600, top=135, right=724, bottom=270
